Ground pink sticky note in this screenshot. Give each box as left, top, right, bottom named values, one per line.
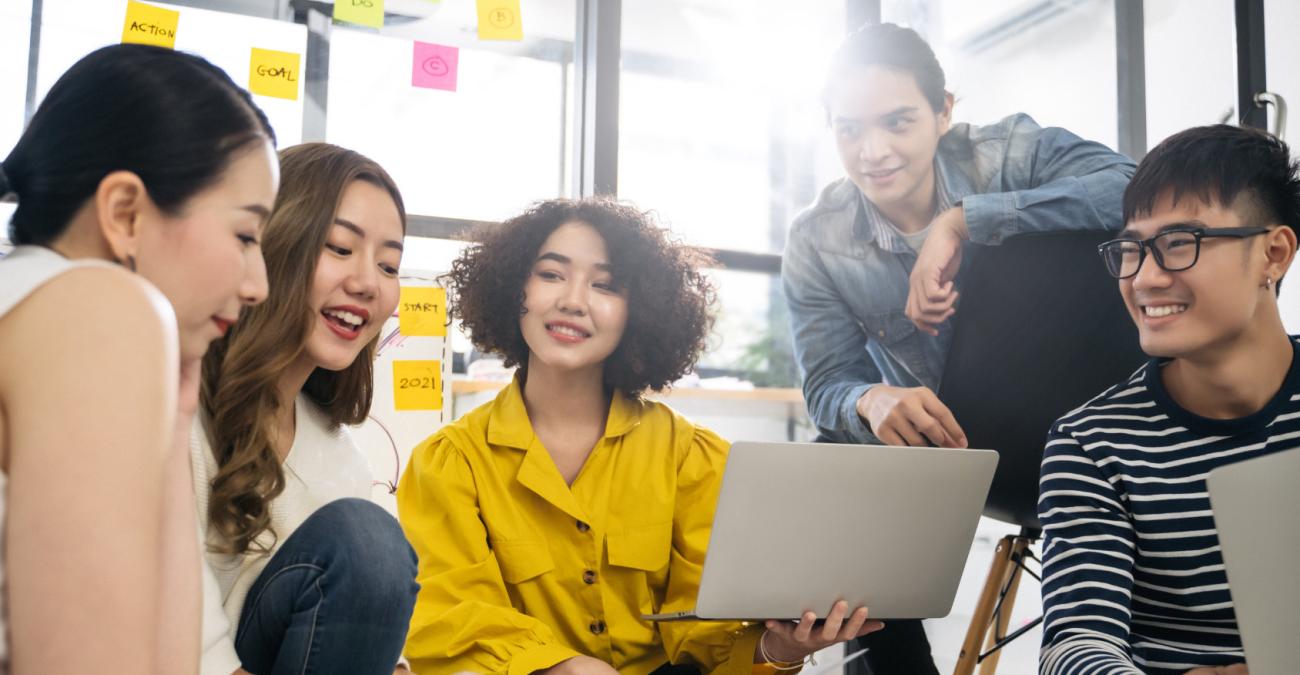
left=412, top=41, right=458, bottom=91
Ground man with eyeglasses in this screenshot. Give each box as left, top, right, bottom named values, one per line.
left=1039, top=124, right=1299, bottom=675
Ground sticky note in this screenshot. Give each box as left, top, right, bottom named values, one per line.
left=412, top=41, right=458, bottom=91
left=393, top=360, right=442, bottom=411
left=333, top=0, right=384, bottom=28
left=476, top=0, right=523, bottom=41
left=122, top=0, right=179, bottom=50
left=398, top=287, right=447, bottom=336
left=249, top=48, right=301, bottom=101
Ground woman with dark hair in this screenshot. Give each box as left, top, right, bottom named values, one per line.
left=397, top=198, right=881, bottom=675
left=193, top=142, right=417, bottom=675
left=781, top=22, right=1137, bottom=673
left=0, top=44, right=277, bottom=673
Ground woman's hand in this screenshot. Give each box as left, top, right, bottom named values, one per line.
left=759, top=601, right=885, bottom=664
left=534, top=655, right=620, bottom=675
left=1183, top=665, right=1248, bottom=675
left=905, top=206, right=968, bottom=336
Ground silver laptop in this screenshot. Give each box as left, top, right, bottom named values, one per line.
left=644, top=441, right=998, bottom=621
left=1207, top=447, right=1300, bottom=675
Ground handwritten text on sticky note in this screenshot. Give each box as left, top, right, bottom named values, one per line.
left=334, top=0, right=384, bottom=28
left=122, top=0, right=179, bottom=50
left=398, top=287, right=447, bottom=336
left=412, top=41, right=459, bottom=92
left=476, top=0, right=523, bottom=41
left=249, top=48, right=301, bottom=101
left=393, top=360, right=442, bottom=411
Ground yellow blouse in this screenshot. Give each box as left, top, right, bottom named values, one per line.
left=397, top=378, right=775, bottom=675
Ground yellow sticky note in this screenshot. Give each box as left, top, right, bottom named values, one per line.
left=398, top=287, right=447, bottom=337
left=393, top=360, right=442, bottom=411
left=476, top=0, right=523, bottom=41
left=333, top=0, right=384, bottom=28
left=249, top=48, right=301, bottom=101
left=122, top=0, right=179, bottom=50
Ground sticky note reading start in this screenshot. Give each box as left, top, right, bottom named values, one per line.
left=393, top=360, right=442, bottom=411
left=122, top=0, right=179, bottom=50
left=398, top=287, right=447, bottom=336
left=249, top=48, right=301, bottom=101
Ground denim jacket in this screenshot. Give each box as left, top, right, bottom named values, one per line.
left=782, top=114, right=1136, bottom=443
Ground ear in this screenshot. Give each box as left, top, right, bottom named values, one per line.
left=94, top=170, right=151, bottom=264
left=1264, top=225, right=1297, bottom=287
left=936, top=91, right=955, bottom=137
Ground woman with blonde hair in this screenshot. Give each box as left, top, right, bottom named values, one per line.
left=194, top=142, right=417, bottom=675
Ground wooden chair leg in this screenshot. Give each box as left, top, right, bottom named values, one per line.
left=953, top=535, right=1017, bottom=675
left=978, top=537, right=1030, bottom=675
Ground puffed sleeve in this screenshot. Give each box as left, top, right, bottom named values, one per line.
left=656, top=426, right=774, bottom=674
left=397, top=433, right=583, bottom=675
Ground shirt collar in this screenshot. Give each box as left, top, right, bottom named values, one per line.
left=856, top=159, right=959, bottom=254
left=486, top=374, right=642, bottom=450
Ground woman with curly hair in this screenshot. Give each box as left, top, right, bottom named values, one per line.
left=396, top=199, right=881, bottom=675
left=194, top=143, right=418, bottom=675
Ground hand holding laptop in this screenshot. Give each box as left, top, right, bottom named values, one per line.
left=758, top=600, right=884, bottom=664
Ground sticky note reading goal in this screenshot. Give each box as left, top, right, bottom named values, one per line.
left=398, top=287, right=447, bottom=336
left=333, top=0, right=385, bottom=28
left=476, top=0, right=523, bottom=41
left=393, top=360, right=442, bottom=411
left=249, top=48, right=301, bottom=101
left=122, top=0, right=179, bottom=49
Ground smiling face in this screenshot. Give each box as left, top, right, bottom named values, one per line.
left=135, top=141, right=277, bottom=362
left=1120, top=193, right=1277, bottom=360
left=519, top=221, right=629, bottom=379
left=302, top=178, right=404, bottom=372
left=829, top=65, right=951, bottom=219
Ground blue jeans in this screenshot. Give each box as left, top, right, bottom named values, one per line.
left=234, top=498, right=419, bottom=675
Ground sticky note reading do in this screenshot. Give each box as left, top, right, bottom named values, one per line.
left=249, top=48, right=301, bottom=101
left=393, top=360, right=442, bottom=411
left=334, top=0, right=385, bottom=28
left=398, top=287, right=447, bottom=337
left=122, top=0, right=179, bottom=50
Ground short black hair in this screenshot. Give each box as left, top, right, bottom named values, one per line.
left=3, top=44, right=274, bottom=245
left=1124, top=125, right=1300, bottom=235
left=444, top=198, right=717, bottom=396
left=822, top=22, right=947, bottom=114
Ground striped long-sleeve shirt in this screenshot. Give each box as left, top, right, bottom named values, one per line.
left=1038, top=336, right=1300, bottom=675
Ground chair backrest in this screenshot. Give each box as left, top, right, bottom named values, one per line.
left=939, top=230, right=1147, bottom=532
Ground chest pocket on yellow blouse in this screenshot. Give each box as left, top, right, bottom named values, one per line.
left=607, top=521, right=672, bottom=572
left=492, top=538, right=556, bottom=583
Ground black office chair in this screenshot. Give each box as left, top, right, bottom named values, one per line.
left=938, top=230, right=1146, bottom=674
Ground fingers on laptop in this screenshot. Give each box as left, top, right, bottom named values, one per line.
left=879, top=391, right=967, bottom=449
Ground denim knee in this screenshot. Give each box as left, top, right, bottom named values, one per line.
left=298, top=498, right=418, bottom=604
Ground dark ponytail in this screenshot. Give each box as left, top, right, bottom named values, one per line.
left=3, top=44, right=276, bottom=245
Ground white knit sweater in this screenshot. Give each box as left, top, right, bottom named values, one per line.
left=192, top=395, right=373, bottom=675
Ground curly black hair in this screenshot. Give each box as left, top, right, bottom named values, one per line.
left=444, top=198, right=717, bottom=395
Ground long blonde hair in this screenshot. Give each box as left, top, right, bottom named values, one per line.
left=201, top=142, right=406, bottom=555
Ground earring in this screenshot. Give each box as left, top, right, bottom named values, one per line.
left=1266, top=276, right=1274, bottom=289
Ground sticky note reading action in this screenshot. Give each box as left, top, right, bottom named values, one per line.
left=249, top=48, right=301, bottom=101
left=398, top=287, right=447, bottom=336
left=122, top=0, right=179, bottom=49
left=393, top=360, right=442, bottom=411
left=476, top=0, right=523, bottom=41
left=333, top=0, right=385, bottom=28
left=412, top=41, right=459, bottom=91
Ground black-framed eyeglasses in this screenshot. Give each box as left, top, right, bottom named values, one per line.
left=1097, top=226, right=1270, bottom=279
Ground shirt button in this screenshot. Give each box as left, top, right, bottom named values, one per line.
left=589, top=619, right=606, bottom=635
left=576, top=520, right=591, bottom=533
left=583, top=569, right=597, bottom=584
left=877, top=329, right=886, bottom=338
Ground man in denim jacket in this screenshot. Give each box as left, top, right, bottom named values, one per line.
left=781, top=23, right=1135, bottom=674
